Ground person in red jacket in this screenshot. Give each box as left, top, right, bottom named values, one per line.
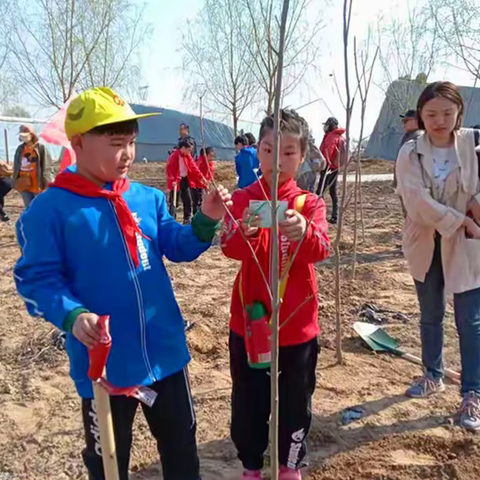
left=167, top=139, right=205, bottom=224
left=192, top=147, right=215, bottom=215
left=316, top=117, right=347, bottom=224
left=221, top=109, right=330, bottom=480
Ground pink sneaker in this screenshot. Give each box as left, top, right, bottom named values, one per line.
left=241, top=470, right=262, bottom=480
left=279, top=466, right=302, bottom=479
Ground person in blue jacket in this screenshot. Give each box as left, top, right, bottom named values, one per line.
left=235, top=134, right=260, bottom=188
left=14, top=87, right=232, bottom=480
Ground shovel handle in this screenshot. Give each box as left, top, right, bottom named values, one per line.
left=173, top=184, right=178, bottom=213
left=400, top=352, right=461, bottom=382
left=93, top=379, right=120, bottom=480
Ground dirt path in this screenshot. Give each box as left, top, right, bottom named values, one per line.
left=0, top=168, right=479, bottom=480
left=342, top=173, right=394, bottom=183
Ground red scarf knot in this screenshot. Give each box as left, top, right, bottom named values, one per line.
left=51, top=172, right=149, bottom=267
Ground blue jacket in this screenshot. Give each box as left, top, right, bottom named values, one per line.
left=235, top=146, right=259, bottom=189
left=14, top=179, right=211, bottom=398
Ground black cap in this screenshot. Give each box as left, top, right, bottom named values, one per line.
left=323, top=117, right=339, bottom=127
left=400, top=109, right=416, bottom=119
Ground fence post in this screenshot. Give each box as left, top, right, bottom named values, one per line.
left=4, top=129, right=9, bottom=163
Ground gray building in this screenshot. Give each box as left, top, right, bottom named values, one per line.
left=365, top=80, right=480, bottom=161
left=1, top=105, right=236, bottom=163
left=132, top=104, right=235, bottom=161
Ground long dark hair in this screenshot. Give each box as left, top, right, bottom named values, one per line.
left=245, top=132, right=257, bottom=146
left=417, top=81, right=464, bottom=131
left=199, top=147, right=214, bottom=157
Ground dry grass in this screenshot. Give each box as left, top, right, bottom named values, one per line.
left=0, top=162, right=478, bottom=480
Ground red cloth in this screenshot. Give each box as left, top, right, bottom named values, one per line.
left=166, top=150, right=206, bottom=190
left=221, top=177, right=331, bottom=346
left=40, top=96, right=77, bottom=173
left=59, top=149, right=75, bottom=173
left=320, top=128, right=346, bottom=170
left=51, top=172, right=147, bottom=267
left=195, top=154, right=214, bottom=188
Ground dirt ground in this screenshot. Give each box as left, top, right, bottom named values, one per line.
left=0, top=160, right=479, bottom=480
left=347, top=158, right=394, bottom=175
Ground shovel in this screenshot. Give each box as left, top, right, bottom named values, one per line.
left=353, top=321, right=461, bottom=382
left=88, top=316, right=120, bottom=480
left=171, top=182, right=178, bottom=220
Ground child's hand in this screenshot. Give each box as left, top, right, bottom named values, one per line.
left=242, top=208, right=260, bottom=237
left=73, top=313, right=103, bottom=349
left=201, top=185, right=232, bottom=221
left=279, top=210, right=307, bottom=242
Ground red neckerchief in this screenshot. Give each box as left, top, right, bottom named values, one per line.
left=51, top=172, right=148, bottom=267
left=257, top=176, right=300, bottom=201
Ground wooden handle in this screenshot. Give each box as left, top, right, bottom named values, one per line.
left=93, top=381, right=120, bottom=480
left=401, top=352, right=461, bottom=382
left=173, top=187, right=178, bottom=208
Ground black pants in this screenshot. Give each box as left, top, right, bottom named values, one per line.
left=229, top=332, right=319, bottom=471
left=191, top=188, right=204, bottom=216
left=317, top=170, right=338, bottom=221
left=168, top=178, right=192, bottom=222
left=0, top=178, right=11, bottom=219
left=180, top=177, right=193, bottom=222
left=81, top=369, right=200, bottom=480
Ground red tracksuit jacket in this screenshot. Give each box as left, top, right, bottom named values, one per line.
left=195, top=154, right=214, bottom=188
left=166, top=150, right=205, bottom=191
left=221, top=177, right=331, bottom=346
left=320, top=128, right=346, bottom=170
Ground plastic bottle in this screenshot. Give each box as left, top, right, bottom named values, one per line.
left=245, top=301, right=271, bottom=369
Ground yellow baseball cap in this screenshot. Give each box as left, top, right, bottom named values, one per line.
left=65, top=87, right=159, bottom=140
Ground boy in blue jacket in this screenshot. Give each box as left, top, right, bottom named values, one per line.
left=14, top=87, right=231, bottom=480
left=235, top=135, right=260, bottom=189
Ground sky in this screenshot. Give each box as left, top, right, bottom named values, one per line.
left=8, top=0, right=477, bottom=146
left=135, top=0, right=476, bottom=145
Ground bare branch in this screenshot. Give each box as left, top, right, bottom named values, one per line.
left=239, top=0, right=325, bottom=114
left=375, top=4, right=439, bottom=112
left=182, top=0, right=260, bottom=134
left=428, top=0, right=480, bottom=81
left=1, top=0, right=150, bottom=108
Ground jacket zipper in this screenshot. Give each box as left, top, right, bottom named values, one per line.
left=109, top=202, right=155, bottom=383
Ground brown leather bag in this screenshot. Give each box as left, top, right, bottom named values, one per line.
left=0, top=161, right=13, bottom=178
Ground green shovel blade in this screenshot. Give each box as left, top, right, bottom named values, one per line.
left=353, top=322, right=401, bottom=353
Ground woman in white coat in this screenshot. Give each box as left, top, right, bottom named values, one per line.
left=396, top=81, right=480, bottom=432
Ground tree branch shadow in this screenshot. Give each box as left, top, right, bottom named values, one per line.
left=321, top=248, right=403, bottom=267
left=130, top=392, right=446, bottom=479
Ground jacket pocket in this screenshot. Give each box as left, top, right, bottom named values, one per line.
left=461, top=235, right=480, bottom=286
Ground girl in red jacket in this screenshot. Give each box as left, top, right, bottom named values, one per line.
left=221, top=109, right=330, bottom=480
left=192, top=147, right=215, bottom=215
left=316, top=117, right=347, bottom=224
left=166, top=139, right=205, bottom=224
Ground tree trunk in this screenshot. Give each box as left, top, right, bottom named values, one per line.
left=267, top=88, right=275, bottom=116
left=269, top=2, right=290, bottom=479
left=334, top=0, right=354, bottom=366
left=233, top=108, right=238, bottom=136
